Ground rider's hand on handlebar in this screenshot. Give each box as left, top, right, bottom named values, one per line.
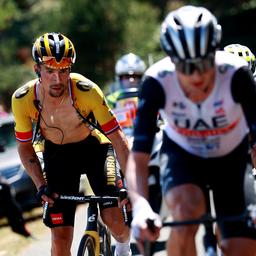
left=36, top=185, right=58, bottom=207
left=131, top=197, right=162, bottom=242
left=118, top=188, right=129, bottom=207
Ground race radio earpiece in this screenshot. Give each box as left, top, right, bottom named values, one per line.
left=34, top=64, right=41, bottom=78
left=36, top=70, right=41, bottom=78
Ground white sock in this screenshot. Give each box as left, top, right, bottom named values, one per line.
left=115, top=239, right=131, bottom=256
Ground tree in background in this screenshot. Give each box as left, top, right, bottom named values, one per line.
left=58, top=0, right=160, bottom=86
left=0, top=0, right=161, bottom=111
left=1, top=0, right=256, bottom=111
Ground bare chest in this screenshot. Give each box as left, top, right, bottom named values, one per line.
left=40, top=101, right=90, bottom=144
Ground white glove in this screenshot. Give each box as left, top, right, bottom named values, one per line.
left=247, top=204, right=256, bottom=228
left=252, top=168, right=256, bottom=195
left=131, top=197, right=162, bottom=240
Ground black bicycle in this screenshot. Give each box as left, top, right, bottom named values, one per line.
left=58, top=189, right=129, bottom=256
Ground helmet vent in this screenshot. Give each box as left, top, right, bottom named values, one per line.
left=197, top=13, right=203, bottom=23
left=32, top=32, right=76, bottom=66
left=165, top=30, right=178, bottom=58
left=173, top=17, right=181, bottom=27
left=160, top=6, right=221, bottom=60
left=179, top=29, right=190, bottom=58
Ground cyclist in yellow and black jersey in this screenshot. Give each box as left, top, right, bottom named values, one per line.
left=13, top=72, right=117, bottom=144
left=12, top=32, right=131, bottom=256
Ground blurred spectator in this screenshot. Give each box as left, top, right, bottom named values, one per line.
left=0, top=176, right=31, bottom=237
left=0, top=105, right=8, bottom=117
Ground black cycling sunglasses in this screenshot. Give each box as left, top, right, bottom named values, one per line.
left=174, top=55, right=215, bottom=75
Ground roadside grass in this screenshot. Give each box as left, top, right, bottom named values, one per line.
left=0, top=176, right=93, bottom=256
left=0, top=207, right=48, bottom=256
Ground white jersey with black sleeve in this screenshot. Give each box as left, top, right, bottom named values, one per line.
left=133, top=51, right=256, bottom=158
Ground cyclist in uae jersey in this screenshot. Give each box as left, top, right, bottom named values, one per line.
left=12, top=33, right=131, bottom=256
left=126, top=6, right=256, bottom=256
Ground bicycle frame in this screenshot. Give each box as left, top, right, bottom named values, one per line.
left=81, top=200, right=112, bottom=255
left=85, top=201, right=101, bottom=255
left=58, top=194, right=121, bottom=256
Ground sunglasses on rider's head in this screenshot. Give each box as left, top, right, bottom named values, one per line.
left=174, top=55, right=215, bottom=75
left=42, top=56, right=73, bottom=69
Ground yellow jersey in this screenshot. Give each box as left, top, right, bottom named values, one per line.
left=12, top=73, right=119, bottom=144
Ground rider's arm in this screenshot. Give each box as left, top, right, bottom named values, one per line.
left=126, top=152, right=151, bottom=202
left=107, top=128, right=130, bottom=174
left=84, top=84, right=130, bottom=172
left=17, top=141, right=46, bottom=190
left=126, top=77, right=164, bottom=240
left=231, top=66, right=256, bottom=167
left=11, top=89, right=46, bottom=190
left=126, top=76, right=165, bottom=202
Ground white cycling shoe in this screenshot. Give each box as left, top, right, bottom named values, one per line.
left=114, top=249, right=132, bottom=256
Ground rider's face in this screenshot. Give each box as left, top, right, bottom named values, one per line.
left=174, top=55, right=216, bottom=94
left=39, top=65, right=70, bottom=98
left=177, top=66, right=215, bottom=93
left=119, top=74, right=142, bottom=89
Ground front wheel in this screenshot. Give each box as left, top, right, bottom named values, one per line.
left=77, top=234, right=96, bottom=256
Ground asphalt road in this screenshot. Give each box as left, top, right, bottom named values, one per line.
left=19, top=165, right=256, bottom=255
left=19, top=201, right=206, bottom=256
left=20, top=166, right=256, bottom=256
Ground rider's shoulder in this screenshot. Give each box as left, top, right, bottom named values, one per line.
left=70, top=72, right=98, bottom=92
left=12, top=79, right=37, bottom=100
left=145, top=57, right=175, bottom=78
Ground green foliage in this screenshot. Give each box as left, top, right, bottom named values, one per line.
left=0, top=0, right=20, bottom=30
left=122, top=1, right=162, bottom=67
left=0, top=64, right=35, bottom=111
left=1, top=0, right=255, bottom=111
left=57, top=0, right=132, bottom=85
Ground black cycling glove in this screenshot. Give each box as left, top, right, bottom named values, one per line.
left=36, top=185, right=55, bottom=203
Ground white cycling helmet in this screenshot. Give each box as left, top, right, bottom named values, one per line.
left=160, top=5, right=222, bottom=61
left=224, top=44, right=256, bottom=74
left=115, top=53, right=146, bottom=89
left=115, top=53, right=146, bottom=76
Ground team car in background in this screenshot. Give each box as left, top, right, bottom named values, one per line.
left=0, top=114, right=39, bottom=212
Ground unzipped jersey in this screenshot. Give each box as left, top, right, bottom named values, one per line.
left=12, top=73, right=119, bottom=144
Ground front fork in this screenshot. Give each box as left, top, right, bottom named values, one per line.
left=86, top=202, right=100, bottom=255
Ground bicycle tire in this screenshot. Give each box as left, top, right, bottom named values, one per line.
left=99, top=223, right=112, bottom=255
left=77, top=234, right=96, bottom=256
